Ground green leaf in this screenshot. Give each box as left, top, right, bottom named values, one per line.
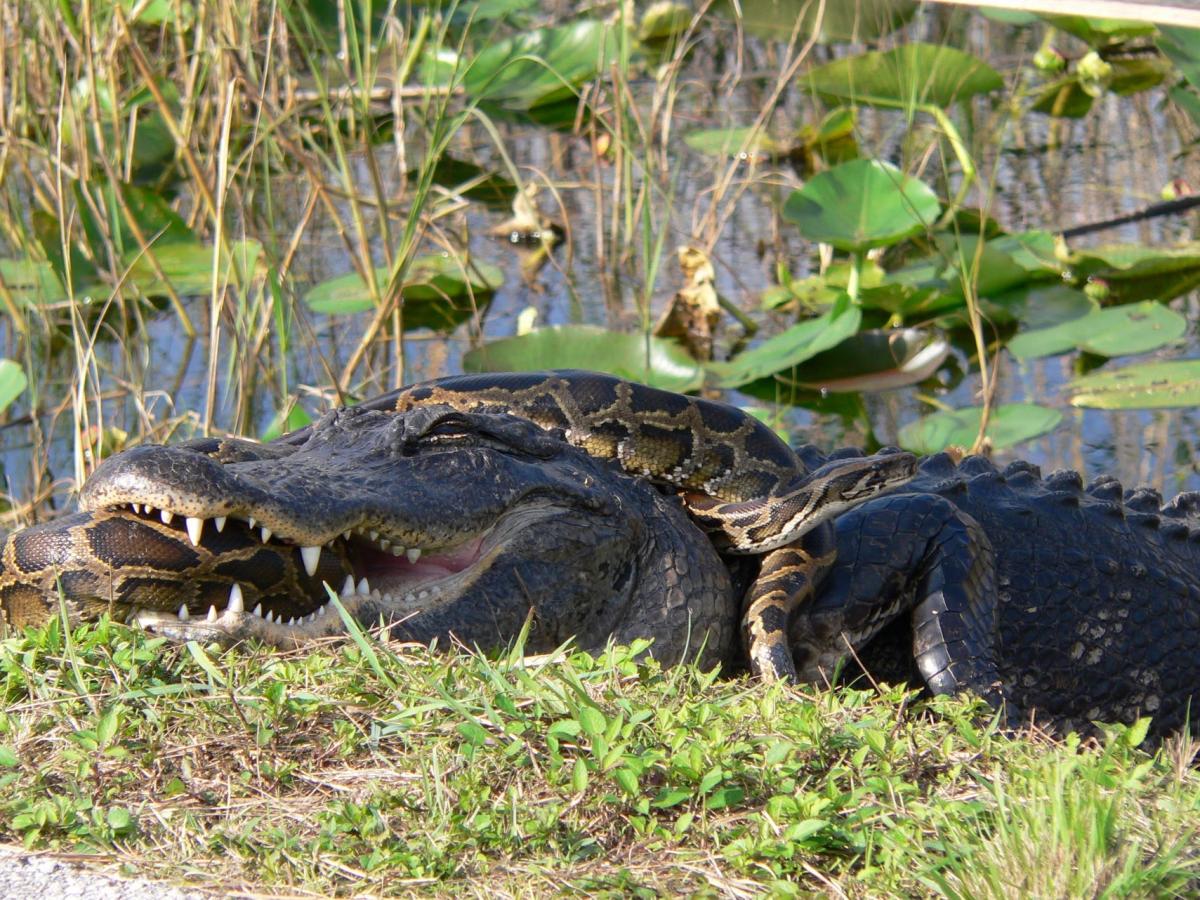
left=683, top=126, right=788, bottom=160
left=985, top=283, right=1095, bottom=330
left=1008, top=301, right=1186, bottom=360
left=0, top=747, right=18, bottom=768
left=779, top=328, right=949, bottom=393
left=0, top=259, right=68, bottom=307
left=783, top=159, right=939, bottom=253
left=261, top=403, right=313, bottom=442
left=706, top=295, right=862, bottom=388
left=804, top=43, right=1002, bottom=109
left=1045, top=16, right=1155, bottom=47
left=305, top=256, right=502, bottom=330
left=463, top=19, right=615, bottom=109
left=464, top=325, right=704, bottom=392
left=717, top=0, right=917, bottom=43
left=124, top=239, right=263, bottom=297
left=1159, top=26, right=1200, bottom=93
left=0, top=360, right=28, bottom=414
left=1064, top=243, right=1200, bottom=304
left=1070, top=360, right=1200, bottom=409
left=899, top=404, right=1062, bottom=454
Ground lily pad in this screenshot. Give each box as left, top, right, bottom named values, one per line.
left=464, top=19, right=615, bottom=109
left=1063, top=243, right=1200, bottom=304
left=305, top=255, right=502, bottom=331
left=463, top=325, right=704, bottom=393
left=898, top=404, right=1062, bottom=454
left=683, top=127, right=789, bottom=161
left=0, top=259, right=68, bottom=307
left=706, top=295, right=861, bottom=389
left=124, top=239, right=264, bottom=297
left=783, top=159, right=939, bottom=253
left=717, top=0, right=917, bottom=43
left=780, top=328, right=950, bottom=393
left=804, top=43, right=1002, bottom=109
left=1007, top=301, right=1186, bottom=361
left=0, top=359, right=27, bottom=414
left=1070, top=360, right=1200, bottom=409
left=986, top=283, right=1095, bottom=330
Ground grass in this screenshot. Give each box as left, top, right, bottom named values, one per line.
left=0, top=618, right=1194, bottom=897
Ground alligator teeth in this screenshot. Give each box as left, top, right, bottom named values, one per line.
left=206, top=605, right=218, bottom=622
left=265, top=611, right=275, bottom=624
left=185, top=516, right=204, bottom=546
left=417, top=589, right=430, bottom=601
left=341, top=575, right=356, bottom=596
left=177, top=604, right=189, bottom=621
left=357, top=577, right=370, bottom=596
left=261, top=526, right=272, bottom=543
left=343, top=531, right=351, bottom=541
left=144, top=505, right=155, bottom=516
left=214, top=516, right=227, bottom=533
left=287, top=616, right=297, bottom=627
left=248, top=516, right=257, bottom=530
left=252, top=603, right=263, bottom=618
left=160, top=509, right=174, bottom=525
left=406, top=548, right=422, bottom=564
left=391, top=546, right=405, bottom=557
left=300, top=545, right=321, bottom=577
left=131, top=503, right=141, bottom=514
left=228, top=583, right=244, bottom=614
left=379, top=539, right=390, bottom=550
left=317, top=604, right=328, bottom=617
left=369, top=530, right=379, bottom=541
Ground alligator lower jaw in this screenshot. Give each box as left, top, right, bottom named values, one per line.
left=111, top=503, right=557, bottom=646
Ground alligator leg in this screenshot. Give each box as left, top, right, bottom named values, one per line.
left=789, top=492, right=1014, bottom=718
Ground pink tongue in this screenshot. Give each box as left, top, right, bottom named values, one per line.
left=361, top=535, right=485, bottom=578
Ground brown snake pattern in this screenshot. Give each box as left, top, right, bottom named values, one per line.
left=349, top=371, right=918, bottom=679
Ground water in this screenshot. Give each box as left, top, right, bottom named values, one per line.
left=3, top=12, right=1200, bottom=513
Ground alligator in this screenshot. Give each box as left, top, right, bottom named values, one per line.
left=0, top=371, right=1197, bottom=740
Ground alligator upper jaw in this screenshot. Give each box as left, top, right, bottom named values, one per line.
left=101, top=500, right=561, bottom=645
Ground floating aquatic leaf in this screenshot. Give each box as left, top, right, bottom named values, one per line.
left=986, top=283, right=1095, bottom=330
left=716, top=0, right=917, bottom=43
left=0, top=359, right=28, bottom=414
left=1045, top=16, right=1155, bottom=47
left=1063, top=243, right=1200, bottom=304
left=305, top=255, right=502, bottom=331
left=683, top=127, right=788, bottom=161
left=463, top=325, right=704, bottom=392
left=779, top=328, right=950, bottom=393
left=1008, top=301, right=1185, bottom=361
left=124, top=239, right=264, bottom=297
left=898, top=404, right=1062, bottom=454
left=1070, top=360, right=1200, bottom=409
left=706, top=295, right=861, bottom=388
left=0, top=259, right=68, bottom=307
left=783, top=159, right=939, bottom=253
left=804, top=43, right=1002, bottom=109
left=464, top=19, right=615, bottom=109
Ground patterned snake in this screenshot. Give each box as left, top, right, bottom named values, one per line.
left=3, top=371, right=917, bottom=679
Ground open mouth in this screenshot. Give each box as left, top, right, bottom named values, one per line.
left=105, top=500, right=496, bottom=638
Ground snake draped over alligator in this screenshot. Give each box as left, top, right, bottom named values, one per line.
left=1, top=370, right=1198, bottom=740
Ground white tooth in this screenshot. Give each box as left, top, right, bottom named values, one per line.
left=177, top=605, right=189, bottom=621
left=369, top=530, right=379, bottom=541
left=317, top=604, right=328, bottom=617
left=379, top=539, right=390, bottom=550
left=287, top=616, right=297, bottom=626
left=265, top=611, right=275, bottom=624
left=227, top=583, right=244, bottom=613
left=185, top=517, right=204, bottom=546
left=248, top=516, right=256, bottom=530
left=391, top=546, right=405, bottom=557
left=341, top=575, right=355, bottom=596
left=252, top=603, right=263, bottom=618
left=261, top=527, right=272, bottom=543
left=417, top=589, right=430, bottom=601
left=214, top=516, right=227, bottom=533
left=206, top=605, right=218, bottom=622
left=131, top=503, right=140, bottom=514
left=160, top=509, right=174, bottom=525
left=343, top=531, right=351, bottom=541
left=369, top=588, right=382, bottom=600
left=357, top=577, right=370, bottom=596
left=300, top=545, right=321, bottom=577
left=406, top=548, right=422, bottom=563
left=145, top=506, right=155, bottom=516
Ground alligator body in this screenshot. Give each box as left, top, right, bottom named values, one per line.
left=789, top=445, right=1200, bottom=739
left=0, top=372, right=1197, bottom=739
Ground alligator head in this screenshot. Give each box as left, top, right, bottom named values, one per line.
left=0, top=405, right=736, bottom=665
